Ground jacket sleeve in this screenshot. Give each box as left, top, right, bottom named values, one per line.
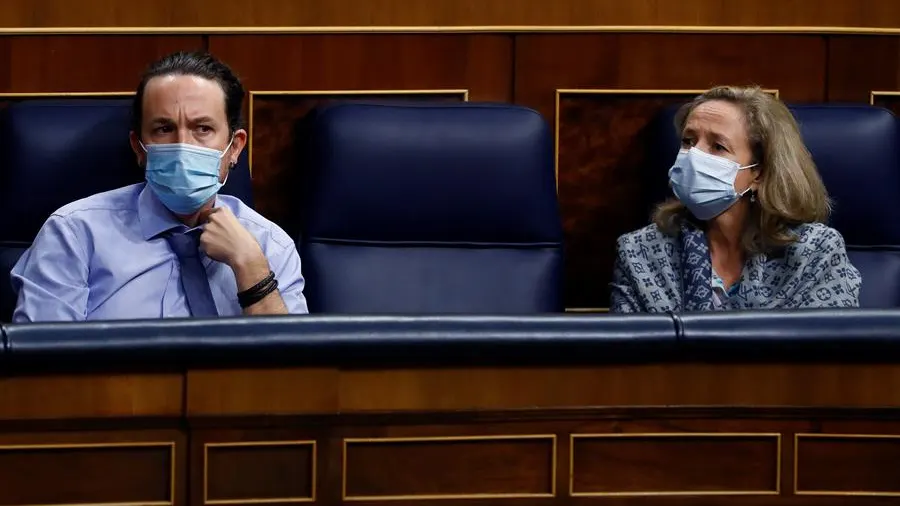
left=780, top=226, right=861, bottom=308
left=609, top=235, right=643, bottom=313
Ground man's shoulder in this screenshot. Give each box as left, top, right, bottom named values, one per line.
left=53, top=184, right=142, bottom=220
left=217, top=195, right=295, bottom=251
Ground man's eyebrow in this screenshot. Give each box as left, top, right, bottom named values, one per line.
left=148, top=116, right=220, bottom=125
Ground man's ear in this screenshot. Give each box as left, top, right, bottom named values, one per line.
left=129, top=131, right=146, bottom=168
left=228, top=128, right=248, bottom=167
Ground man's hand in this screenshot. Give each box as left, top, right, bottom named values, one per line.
left=198, top=207, right=270, bottom=291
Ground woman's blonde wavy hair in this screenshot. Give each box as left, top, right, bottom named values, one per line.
left=652, top=85, right=832, bottom=255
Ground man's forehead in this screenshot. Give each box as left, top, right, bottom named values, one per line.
left=142, top=74, right=226, bottom=120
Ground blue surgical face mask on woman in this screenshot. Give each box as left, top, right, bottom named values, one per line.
left=141, top=138, right=234, bottom=215
left=668, top=147, right=758, bottom=220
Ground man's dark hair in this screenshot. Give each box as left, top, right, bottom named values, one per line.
left=131, top=51, right=244, bottom=135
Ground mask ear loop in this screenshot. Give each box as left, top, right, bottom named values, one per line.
left=221, top=134, right=236, bottom=160
left=737, top=163, right=760, bottom=202
left=221, top=134, right=238, bottom=187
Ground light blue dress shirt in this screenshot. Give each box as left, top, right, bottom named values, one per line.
left=10, top=183, right=309, bottom=322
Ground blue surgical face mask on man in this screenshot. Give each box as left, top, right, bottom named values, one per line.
left=668, top=147, right=758, bottom=221
left=141, top=138, right=234, bottom=215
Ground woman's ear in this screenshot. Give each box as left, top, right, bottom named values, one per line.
left=752, top=165, right=763, bottom=184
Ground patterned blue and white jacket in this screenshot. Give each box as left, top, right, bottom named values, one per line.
left=610, top=222, right=862, bottom=313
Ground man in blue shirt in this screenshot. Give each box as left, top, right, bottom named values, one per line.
left=10, top=51, right=309, bottom=321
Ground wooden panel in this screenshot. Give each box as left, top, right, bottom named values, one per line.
left=796, top=434, right=900, bottom=496
left=571, top=433, right=780, bottom=496
left=515, top=33, right=826, bottom=308
left=186, top=368, right=340, bottom=416
left=342, top=435, right=555, bottom=500
left=0, top=35, right=204, bottom=92
left=12, top=367, right=900, bottom=506
left=188, top=363, right=900, bottom=416
left=0, top=442, right=174, bottom=506
left=208, top=35, right=511, bottom=101
left=248, top=90, right=467, bottom=237
left=2, top=0, right=900, bottom=29
left=337, top=363, right=900, bottom=411
left=0, top=373, right=183, bottom=420
left=184, top=413, right=900, bottom=506
left=827, top=35, right=900, bottom=103
left=205, top=441, right=315, bottom=504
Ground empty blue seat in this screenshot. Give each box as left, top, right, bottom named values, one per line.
left=790, top=105, right=900, bottom=308
left=299, top=102, right=564, bottom=314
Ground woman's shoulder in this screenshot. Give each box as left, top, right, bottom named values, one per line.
left=616, top=223, right=675, bottom=249
left=615, top=224, right=681, bottom=274
left=786, top=222, right=848, bottom=253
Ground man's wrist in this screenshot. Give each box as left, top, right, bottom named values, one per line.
left=230, top=251, right=271, bottom=291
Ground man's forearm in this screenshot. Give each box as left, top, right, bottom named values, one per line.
left=232, top=255, right=288, bottom=315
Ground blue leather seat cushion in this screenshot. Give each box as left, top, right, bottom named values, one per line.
left=301, top=243, right=562, bottom=314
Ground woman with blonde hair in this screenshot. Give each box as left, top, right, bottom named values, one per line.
left=611, top=86, right=861, bottom=312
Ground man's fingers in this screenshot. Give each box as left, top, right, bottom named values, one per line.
left=197, top=207, right=221, bottom=224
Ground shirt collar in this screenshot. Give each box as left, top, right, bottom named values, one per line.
left=138, top=184, right=217, bottom=240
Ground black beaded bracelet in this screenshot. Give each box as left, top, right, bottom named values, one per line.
left=237, top=271, right=279, bottom=308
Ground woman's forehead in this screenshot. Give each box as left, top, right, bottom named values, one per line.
left=684, top=101, right=747, bottom=142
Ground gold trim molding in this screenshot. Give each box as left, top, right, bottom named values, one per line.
left=3, top=25, right=900, bottom=35
left=870, top=91, right=900, bottom=105
left=0, top=92, right=134, bottom=98
left=341, top=434, right=557, bottom=501
left=203, top=440, right=317, bottom=505
left=0, top=441, right=176, bottom=506
left=794, top=433, right=900, bottom=497
left=247, top=89, right=469, bottom=173
left=569, top=432, right=782, bottom=497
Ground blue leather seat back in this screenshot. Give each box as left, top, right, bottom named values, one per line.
left=649, top=103, right=900, bottom=308
left=300, top=102, right=564, bottom=314
left=0, top=98, right=254, bottom=322
left=790, top=105, right=900, bottom=308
